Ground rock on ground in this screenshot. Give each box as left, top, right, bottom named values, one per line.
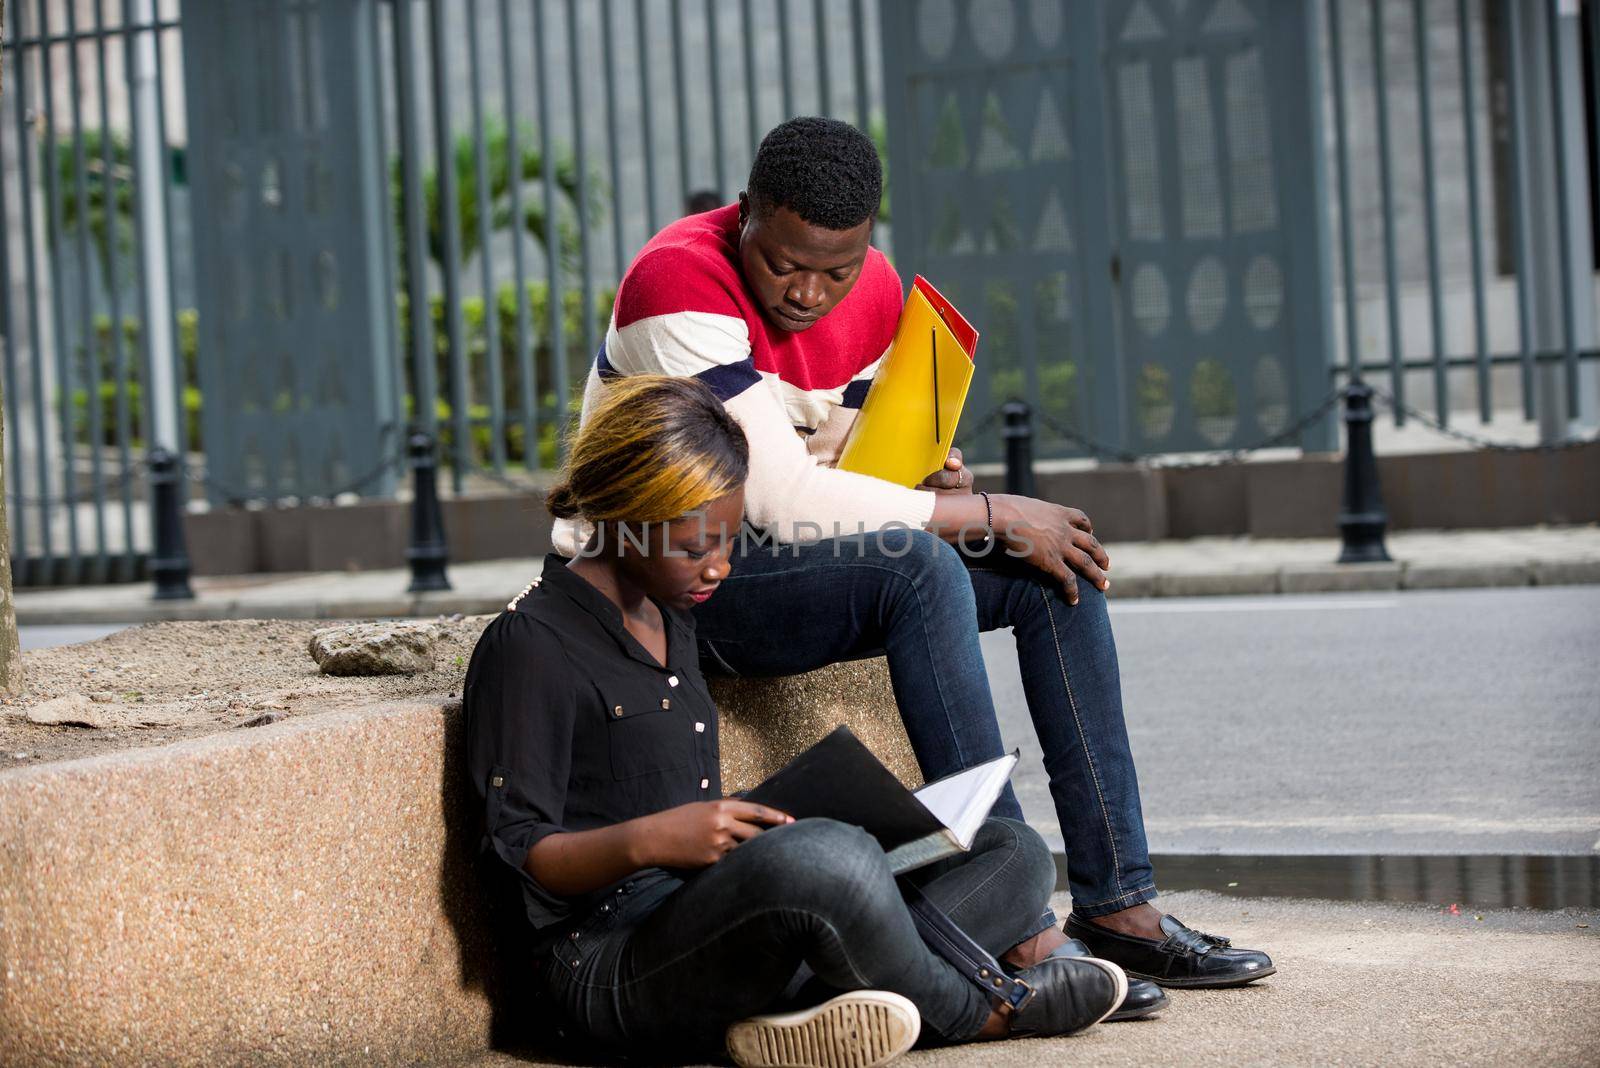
left=308, top=621, right=441, bottom=676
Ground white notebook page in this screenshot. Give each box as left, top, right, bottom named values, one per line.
left=912, top=752, right=1020, bottom=849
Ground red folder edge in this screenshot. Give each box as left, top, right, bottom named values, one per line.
left=912, top=275, right=979, bottom=359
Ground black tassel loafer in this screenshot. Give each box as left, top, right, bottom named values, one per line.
left=1064, top=913, right=1276, bottom=989
left=1021, top=938, right=1168, bottom=1020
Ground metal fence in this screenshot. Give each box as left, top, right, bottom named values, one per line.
left=1322, top=0, right=1598, bottom=441
left=1, top=0, right=1597, bottom=588
left=2, top=0, right=187, bottom=586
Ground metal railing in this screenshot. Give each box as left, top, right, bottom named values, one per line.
left=1, top=0, right=188, bottom=587
left=377, top=0, right=888, bottom=492
left=2, top=0, right=1596, bottom=591
left=1322, top=0, right=1599, bottom=436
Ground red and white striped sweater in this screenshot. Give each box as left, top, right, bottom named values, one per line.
left=552, top=204, right=935, bottom=553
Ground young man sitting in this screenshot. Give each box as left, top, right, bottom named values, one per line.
left=552, top=117, right=1274, bottom=1015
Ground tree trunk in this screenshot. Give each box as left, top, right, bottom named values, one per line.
left=0, top=0, right=22, bottom=695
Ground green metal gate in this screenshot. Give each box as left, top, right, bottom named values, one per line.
left=880, top=0, right=1336, bottom=459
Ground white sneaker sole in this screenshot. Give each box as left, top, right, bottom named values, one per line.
left=1078, top=957, right=1130, bottom=1030
left=726, top=989, right=921, bottom=1068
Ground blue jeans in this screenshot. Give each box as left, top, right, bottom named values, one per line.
left=541, top=817, right=1056, bottom=1056
left=693, top=527, right=1158, bottom=918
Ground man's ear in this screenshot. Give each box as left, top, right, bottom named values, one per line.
left=737, top=191, right=751, bottom=231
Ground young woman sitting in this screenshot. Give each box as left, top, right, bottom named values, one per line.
left=463, top=375, right=1130, bottom=1067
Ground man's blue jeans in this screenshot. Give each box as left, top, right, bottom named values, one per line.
left=692, top=526, right=1158, bottom=918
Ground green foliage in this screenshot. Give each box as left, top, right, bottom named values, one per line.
left=48, top=129, right=136, bottom=287
left=70, top=284, right=611, bottom=474
left=867, top=114, right=892, bottom=224
left=392, top=117, right=604, bottom=278
left=73, top=309, right=203, bottom=452
left=1190, top=359, right=1236, bottom=421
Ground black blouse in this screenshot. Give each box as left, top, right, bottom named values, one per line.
left=463, top=553, right=723, bottom=936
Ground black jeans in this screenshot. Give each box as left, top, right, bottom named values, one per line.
left=541, top=817, right=1056, bottom=1058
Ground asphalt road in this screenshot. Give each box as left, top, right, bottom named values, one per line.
left=987, top=585, right=1600, bottom=856
left=18, top=624, right=129, bottom=651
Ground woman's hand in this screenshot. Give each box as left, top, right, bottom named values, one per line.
left=631, top=800, right=794, bottom=869
left=991, top=494, right=1111, bottom=606
left=918, top=447, right=973, bottom=495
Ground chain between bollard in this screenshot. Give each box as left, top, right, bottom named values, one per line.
left=964, top=387, right=1346, bottom=469
left=1367, top=389, right=1600, bottom=453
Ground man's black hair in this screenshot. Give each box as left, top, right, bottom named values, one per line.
left=746, top=116, right=882, bottom=231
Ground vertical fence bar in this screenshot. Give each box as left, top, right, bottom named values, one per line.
left=852, top=0, right=869, bottom=131
left=566, top=0, right=598, bottom=368
left=670, top=0, right=691, bottom=202
left=37, top=0, right=84, bottom=577
left=814, top=0, right=831, bottom=117
left=602, top=0, right=629, bottom=280
left=1370, top=0, right=1406, bottom=422
left=98, top=0, right=138, bottom=574
left=63, top=0, right=108, bottom=575
left=778, top=0, right=795, bottom=121
left=1504, top=0, right=1536, bottom=417
left=0, top=94, right=27, bottom=585
left=742, top=0, right=760, bottom=151
left=15, top=3, right=55, bottom=568
left=121, top=0, right=157, bottom=537
left=465, top=0, right=506, bottom=472
left=428, top=0, right=471, bottom=488
left=371, top=0, right=404, bottom=441
left=1593, top=0, right=1600, bottom=192
left=393, top=0, right=440, bottom=439
left=1328, top=0, right=1362, bottom=383
left=1413, top=0, right=1447, bottom=423
left=707, top=0, right=727, bottom=195
left=498, top=0, right=538, bottom=470
left=149, top=2, right=187, bottom=489
left=1543, top=0, right=1579, bottom=419
left=536, top=0, right=570, bottom=427
left=634, top=0, right=659, bottom=234
left=1458, top=0, right=1490, bottom=422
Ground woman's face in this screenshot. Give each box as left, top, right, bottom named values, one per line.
left=617, top=488, right=746, bottom=611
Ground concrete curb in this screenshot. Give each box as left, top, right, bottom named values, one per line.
left=0, top=657, right=918, bottom=1066
left=16, top=559, right=1599, bottom=625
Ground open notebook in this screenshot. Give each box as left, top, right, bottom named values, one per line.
left=742, top=726, right=1019, bottom=875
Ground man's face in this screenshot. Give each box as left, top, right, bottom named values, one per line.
left=737, top=193, right=873, bottom=333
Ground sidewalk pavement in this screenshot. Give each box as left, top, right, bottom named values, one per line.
left=13, top=525, right=1600, bottom=626
left=464, top=889, right=1599, bottom=1068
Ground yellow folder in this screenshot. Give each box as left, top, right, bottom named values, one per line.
left=836, top=275, right=979, bottom=488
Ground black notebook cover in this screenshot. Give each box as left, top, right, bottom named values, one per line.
left=742, top=725, right=945, bottom=852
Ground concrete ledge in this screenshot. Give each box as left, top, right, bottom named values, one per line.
left=1151, top=569, right=1281, bottom=598
left=1531, top=558, right=1600, bottom=587
left=1401, top=562, right=1533, bottom=590
left=1279, top=562, right=1403, bottom=594
left=0, top=658, right=916, bottom=1065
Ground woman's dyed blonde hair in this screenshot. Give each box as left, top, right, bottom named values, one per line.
left=546, top=374, right=749, bottom=524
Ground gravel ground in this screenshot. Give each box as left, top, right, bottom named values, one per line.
left=0, top=617, right=485, bottom=768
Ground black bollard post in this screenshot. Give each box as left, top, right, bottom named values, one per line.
left=405, top=431, right=452, bottom=592
left=1001, top=400, right=1036, bottom=498
left=148, top=447, right=195, bottom=600
left=1336, top=382, right=1392, bottom=563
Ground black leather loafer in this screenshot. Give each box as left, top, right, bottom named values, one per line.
left=1064, top=913, right=1276, bottom=989
left=1030, top=938, right=1168, bottom=1020
left=1008, top=955, right=1126, bottom=1037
